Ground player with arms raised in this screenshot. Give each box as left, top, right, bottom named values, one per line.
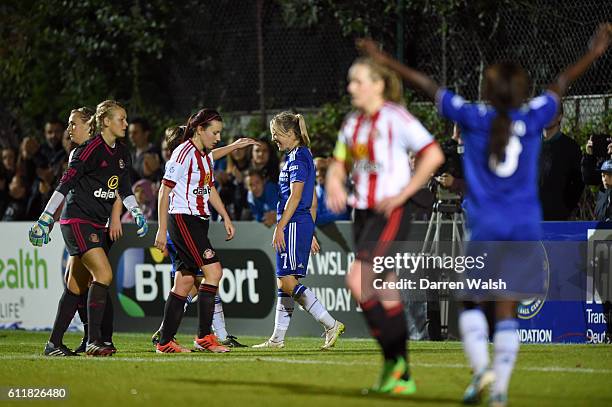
left=359, top=22, right=612, bottom=406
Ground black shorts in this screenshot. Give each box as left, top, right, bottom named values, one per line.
left=168, top=213, right=220, bottom=274
left=61, top=222, right=110, bottom=256
left=353, top=204, right=412, bottom=263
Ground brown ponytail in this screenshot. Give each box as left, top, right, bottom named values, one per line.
left=183, top=109, right=222, bottom=143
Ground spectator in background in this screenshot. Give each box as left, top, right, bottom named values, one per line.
left=437, top=123, right=466, bottom=195
left=2, top=147, right=17, bottom=186
left=0, top=147, right=18, bottom=216
left=582, top=134, right=612, bottom=189
left=595, top=160, right=612, bottom=221
left=226, top=135, right=251, bottom=220
left=2, top=175, right=29, bottom=220
left=408, top=151, right=435, bottom=220
left=250, top=139, right=280, bottom=183
left=245, top=169, right=279, bottom=226
left=17, top=136, right=46, bottom=185
left=121, top=179, right=157, bottom=223
left=129, top=118, right=162, bottom=182
left=161, top=138, right=172, bottom=164
left=314, top=157, right=350, bottom=226
left=39, top=119, right=66, bottom=167
left=538, top=105, right=583, bottom=220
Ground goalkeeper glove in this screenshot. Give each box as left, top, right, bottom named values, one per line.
left=131, top=207, right=148, bottom=237
left=29, top=211, right=54, bottom=247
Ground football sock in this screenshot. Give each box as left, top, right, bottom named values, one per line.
left=360, top=298, right=391, bottom=359
left=49, top=288, right=81, bottom=346
left=197, top=284, right=217, bottom=339
left=100, top=291, right=114, bottom=343
left=160, top=292, right=187, bottom=346
left=381, top=304, right=409, bottom=369
left=271, top=289, right=294, bottom=342
left=292, top=284, right=335, bottom=330
left=459, top=308, right=490, bottom=374
left=87, top=282, right=109, bottom=344
left=492, top=319, right=519, bottom=396
left=211, top=295, right=228, bottom=341
left=77, top=293, right=88, bottom=342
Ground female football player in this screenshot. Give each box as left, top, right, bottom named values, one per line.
left=150, top=125, right=257, bottom=349
left=39, top=107, right=124, bottom=356
left=30, top=100, right=148, bottom=356
left=325, top=58, right=444, bottom=395
left=358, top=23, right=612, bottom=406
left=253, top=112, right=344, bottom=350
left=154, top=109, right=236, bottom=353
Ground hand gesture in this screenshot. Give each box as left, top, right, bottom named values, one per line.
left=590, top=23, right=612, bottom=57
left=231, top=138, right=260, bottom=150
left=356, top=38, right=391, bottom=65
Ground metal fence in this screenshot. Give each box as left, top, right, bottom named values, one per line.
left=170, top=0, right=611, bottom=115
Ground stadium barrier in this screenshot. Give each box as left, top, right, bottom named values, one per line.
left=0, top=221, right=608, bottom=343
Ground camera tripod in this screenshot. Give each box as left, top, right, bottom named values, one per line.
left=420, top=192, right=465, bottom=340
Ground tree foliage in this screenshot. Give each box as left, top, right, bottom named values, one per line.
left=0, top=0, right=173, bottom=139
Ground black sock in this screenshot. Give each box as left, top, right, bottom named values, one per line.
left=382, top=304, right=410, bottom=379
left=87, top=282, right=109, bottom=344
left=360, top=298, right=393, bottom=360
left=100, top=291, right=114, bottom=343
left=197, top=284, right=217, bottom=338
left=160, top=292, right=187, bottom=346
left=77, top=293, right=88, bottom=342
left=49, top=289, right=81, bottom=346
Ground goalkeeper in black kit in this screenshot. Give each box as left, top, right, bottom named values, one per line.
left=29, top=100, right=148, bottom=357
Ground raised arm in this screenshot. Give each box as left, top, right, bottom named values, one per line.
left=357, top=38, right=440, bottom=101
left=549, top=23, right=612, bottom=98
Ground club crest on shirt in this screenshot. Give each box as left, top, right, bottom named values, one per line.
left=118, top=159, right=125, bottom=169
left=203, top=249, right=216, bottom=259
left=352, top=143, right=369, bottom=160
left=89, top=233, right=99, bottom=243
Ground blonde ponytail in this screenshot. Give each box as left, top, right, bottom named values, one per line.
left=89, top=100, right=125, bottom=137
left=270, top=111, right=310, bottom=147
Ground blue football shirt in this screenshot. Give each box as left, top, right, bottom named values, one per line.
left=437, top=88, right=559, bottom=236
left=277, top=146, right=315, bottom=223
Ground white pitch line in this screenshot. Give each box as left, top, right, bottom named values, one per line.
left=0, top=354, right=610, bottom=374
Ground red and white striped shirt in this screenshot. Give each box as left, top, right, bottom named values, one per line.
left=162, top=139, right=215, bottom=216
left=334, top=102, right=435, bottom=209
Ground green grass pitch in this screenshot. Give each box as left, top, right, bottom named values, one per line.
left=0, top=331, right=610, bottom=406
